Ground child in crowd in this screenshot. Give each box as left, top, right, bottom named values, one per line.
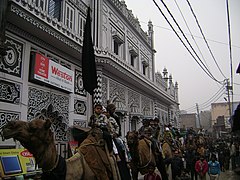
left=144, top=162, right=161, bottom=180
left=88, top=104, right=108, bottom=129
left=88, top=104, right=113, bottom=153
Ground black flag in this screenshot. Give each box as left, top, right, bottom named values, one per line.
left=82, top=7, right=97, bottom=95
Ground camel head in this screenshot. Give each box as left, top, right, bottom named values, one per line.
left=2, top=119, right=54, bottom=157
left=126, top=130, right=138, bottom=146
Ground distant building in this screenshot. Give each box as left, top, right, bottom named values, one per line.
left=211, top=102, right=230, bottom=126
left=199, top=110, right=212, bottom=132
left=179, top=113, right=197, bottom=130
left=211, top=102, right=240, bottom=131
left=213, top=115, right=226, bottom=138
left=179, top=102, right=240, bottom=137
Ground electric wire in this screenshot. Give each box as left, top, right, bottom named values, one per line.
left=186, top=90, right=225, bottom=113
left=159, top=0, right=225, bottom=84
left=199, top=93, right=225, bottom=111
left=138, top=20, right=240, bottom=48
left=182, top=85, right=226, bottom=112
left=183, top=92, right=225, bottom=112
left=234, top=82, right=240, bottom=86
left=184, top=89, right=225, bottom=113
left=174, top=0, right=209, bottom=72
left=198, top=86, right=225, bottom=107
left=126, top=1, right=237, bottom=112
left=174, top=0, right=225, bottom=97
left=152, top=0, right=213, bottom=82
left=199, top=91, right=226, bottom=110
left=153, top=0, right=224, bottom=85
left=186, top=0, right=227, bottom=79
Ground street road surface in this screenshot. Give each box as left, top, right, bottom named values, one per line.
left=138, top=169, right=240, bottom=179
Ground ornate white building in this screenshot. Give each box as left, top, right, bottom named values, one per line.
left=0, top=0, right=179, bottom=151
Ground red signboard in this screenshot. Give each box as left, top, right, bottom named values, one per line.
left=30, top=52, right=74, bottom=92
left=34, top=53, right=49, bottom=79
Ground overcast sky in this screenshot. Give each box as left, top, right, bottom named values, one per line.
left=124, top=0, right=240, bottom=112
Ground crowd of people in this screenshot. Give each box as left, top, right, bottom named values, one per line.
left=138, top=118, right=240, bottom=180
left=88, top=103, right=240, bottom=180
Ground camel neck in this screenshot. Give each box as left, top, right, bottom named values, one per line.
left=36, top=142, right=58, bottom=171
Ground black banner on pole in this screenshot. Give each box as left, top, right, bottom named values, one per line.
left=81, top=7, right=97, bottom=95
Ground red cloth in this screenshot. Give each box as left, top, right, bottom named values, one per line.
left=195, top=159, right=208, bottom=175
left=144, top=173, right=161, bottom=180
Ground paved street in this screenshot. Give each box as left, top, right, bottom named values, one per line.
left=138, top=169, right=240, bottom=179
left=219, top=170, right=240, bottom=180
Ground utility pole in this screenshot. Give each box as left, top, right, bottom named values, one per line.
left=196, top=103, right=201, bottom=129
left=226, top=79, right=232, bottom=118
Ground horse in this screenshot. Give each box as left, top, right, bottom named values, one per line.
left=1, top=118, right=120, bottom=180
left=126, top=130, right=168, bottom=180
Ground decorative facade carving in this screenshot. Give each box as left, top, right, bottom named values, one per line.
left=141, top=95, right=152, bottom=117
left=102, top=76, right=108, bottom=106
left=94, top=73, right=103, bottom=105
left=74, top=99, right=86, bottom=115
left=0, top=37, right=23, bottom=77
left=10, top=5, right=82, bottom=52
left=0, top=111, right=20, bottom=129
left=0, top=79, right=20, bottom=104
left=74, top=69, right=86, bottom=96
left=109, top=79, right=126, bottom=104
left=128, top=90, right=140, bottom=115
left=28, top=87, right=69, bottom=141
left=73, top=120, right=87, bottom=127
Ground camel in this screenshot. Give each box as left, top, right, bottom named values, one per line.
left=126, top=130, right=168, bottom=180
left=1, top=119, right=120, bottom=180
